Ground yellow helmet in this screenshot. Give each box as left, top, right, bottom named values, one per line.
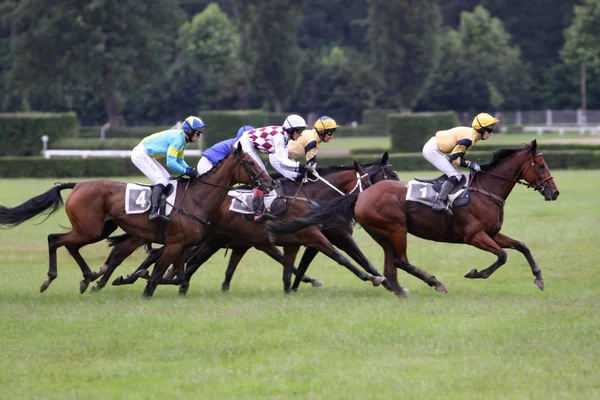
left=314, top=116, right=339, bottom=134
left=472, top=113, right=499, bottom=131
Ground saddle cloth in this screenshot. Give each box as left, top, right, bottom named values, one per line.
left=124, top=181, right=178, bottom=215
left=228, top=189, right=280, bottom=214
left=406, top=174, right=469, bottom=208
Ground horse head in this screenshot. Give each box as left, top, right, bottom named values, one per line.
left=233, top=142, right=275, bottom=192
left=518, top=140, right=559, bottom=201
left=363, top=152, right=400, bottom=184
left=352, top=160, right=372, bottom=193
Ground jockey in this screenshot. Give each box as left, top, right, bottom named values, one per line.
left=422, top=112, right=499, bottom=213
left=197, top=125, right=254, bottom=174
left=131, top=116, right=205, bottom=222
left=235, top=114, right=308, bottom=222
left=288, top=115, right=339, bottom=168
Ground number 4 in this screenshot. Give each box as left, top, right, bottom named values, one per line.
left=135, top=191, right=147, bottom=208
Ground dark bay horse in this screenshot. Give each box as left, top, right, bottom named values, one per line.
left=107, top=159, right=392, bottom=294
left=0, top=143, right=273, bottom=296
left=267, top=140, right=560, bottom=296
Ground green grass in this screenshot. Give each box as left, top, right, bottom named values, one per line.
left=0, top=172, right=599, bottom=399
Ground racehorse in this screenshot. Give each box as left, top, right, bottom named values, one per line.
left=103, top=154, right=397, bottom=294
left=0, top=143, right=273, bottom=296
left=109, top=154, right=399, bottom=294
left=267, top=140, right=560, bottom=296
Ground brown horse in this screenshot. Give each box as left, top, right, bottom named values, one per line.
left=267, top=140, right=560, bottom=296
left=106, top=160, right=388, bottom=294
left=0, top=143, right=273, bottom=296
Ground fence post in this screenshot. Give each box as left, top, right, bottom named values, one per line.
left=546, top=109, right=552, bottom=127
left=516, top=110, right=522, bottom=126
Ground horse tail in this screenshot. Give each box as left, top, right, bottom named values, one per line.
left=107, top=233, right=135, bottom=247
left=266, top=194, right=358, bottom=235
left=0, top=182, right=76, bottom=228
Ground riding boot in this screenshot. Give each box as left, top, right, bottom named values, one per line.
left=432, top=176, right=459, bottom=213
left=148, top=184, right=170, bottom=223
left=253, top=188, right=275, bottom=223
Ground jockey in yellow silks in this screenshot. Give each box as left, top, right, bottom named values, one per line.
left=288, top=115, right=339, bottom=168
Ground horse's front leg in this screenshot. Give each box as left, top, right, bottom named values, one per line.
left=492, top=232, right=544, bottom=291
left=463, top=231, right=508, bottom=280
left=282, top=246, right=300, bottom=294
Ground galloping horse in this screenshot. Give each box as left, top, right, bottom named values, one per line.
left=0, top=143, right=273, bottom=296
left=267, top=140, right=560, bottom=296
left=105, top=153, right=399, bottom=294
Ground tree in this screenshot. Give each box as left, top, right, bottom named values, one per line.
left=367, top=0, right=442, bottom=111
left=232, top=0, right=306, bottom=112
left=9, top=0, right=183, bottom=126
left=418, top=6, right=533, bottom=112
left=561, top=0, right=600, bottom=112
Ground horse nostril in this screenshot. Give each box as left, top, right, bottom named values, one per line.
left=553, top=190, right=560, bottom=200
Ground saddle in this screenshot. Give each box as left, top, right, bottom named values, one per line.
left=125, top=182, right=177, bottom=215
left=227, top=189, right=289, bottom=220
left=407, top=174, right=470, bottom=208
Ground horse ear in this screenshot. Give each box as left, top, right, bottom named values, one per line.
left=382, top=151, right=389, bottom=165
left=353, top=160, right=359, bottom=171
left=237, top=142, right=242, bottom=153
left=353, top=160, right=365, bottom=173
left=530, top=139, right=537, bottom=153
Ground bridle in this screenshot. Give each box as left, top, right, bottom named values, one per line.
left=303, top=169, right=370, bottom=196
left=470, top=152, right=553, bottom=205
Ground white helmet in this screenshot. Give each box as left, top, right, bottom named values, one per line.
left=282, top=114, right=307, bottom=132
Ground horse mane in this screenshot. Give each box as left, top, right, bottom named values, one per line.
left=481, top=143, right=532, bottom=171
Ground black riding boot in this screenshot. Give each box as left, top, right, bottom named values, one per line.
left=148, top=184, right=170, bottom=223
left=253, top=188, right=275, bottom=223
left=432, top=176, right=459, bottom=213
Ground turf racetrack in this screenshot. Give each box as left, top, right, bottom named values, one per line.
left=0, top=171, right=598, bottom=399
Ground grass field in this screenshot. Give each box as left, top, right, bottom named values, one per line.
left=0, top=171, right=599, bottom=399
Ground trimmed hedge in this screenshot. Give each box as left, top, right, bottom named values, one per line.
left=53, top=138, right=141, bottom=150
left=78, top=125, right=172, bottom=138
left=389, top=111, right=458, bottom=152
left=0, top=112, right=77, bottom=156
left=2, top=150, right=599, bottom=178
left=352, top=142, right=600, bottom=155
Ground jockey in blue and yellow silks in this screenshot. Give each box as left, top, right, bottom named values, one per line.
left=288, top=115, right=339, bottom=168
left=422, top=112, right=499, bottom=213
left=131, top=116, right=206, bottom=222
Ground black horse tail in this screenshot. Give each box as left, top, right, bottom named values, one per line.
left=0, top=182, right=76, bottom=228
left=266, top=194, right=359, bottom=235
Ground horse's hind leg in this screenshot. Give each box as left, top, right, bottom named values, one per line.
left=113, top=247, right=163, bottom=286
left=367, top=231, right=407, bottom=297
left=324, top=227, right=383, bottom=277
left=222, top=247, right=249, bottom=292
left=492, top=232, right=544, bottom=291
left=282, top=246, right=300, bottom=294
left=463, top=231, right=508, bottom=281
left=41, top=233, right=66, bottom=292
left=92, top=237, right=146, bottom=292
left=258, top=245, right=323, bottom=290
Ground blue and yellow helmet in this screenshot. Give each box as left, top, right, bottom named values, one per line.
left=182, top=116, right=206, bottom=135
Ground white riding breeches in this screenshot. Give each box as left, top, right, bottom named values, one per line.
left=131, top=144, right=170, bottom=186
left=422, top=137, right=462, bottom=179
left=197, top=156, right=213, bottom=175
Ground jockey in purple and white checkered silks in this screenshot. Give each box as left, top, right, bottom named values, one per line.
left=234, top=114, right=308, bottom=222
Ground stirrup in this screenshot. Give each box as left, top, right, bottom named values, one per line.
left=149, top=212, right=170, bottom=223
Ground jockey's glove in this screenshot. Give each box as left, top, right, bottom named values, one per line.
left=469, top=162, right=481, bottom=172
left=185, top=167, right=199, bottom=180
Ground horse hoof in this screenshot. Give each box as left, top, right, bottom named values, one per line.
left=40, top=280, right=50, bottom=293
left=311, top=279, right=324, bottom=288
left=534, top=278, right=544, bottom=291
left=112, top=276, right=124, bottom=286
left=435, top=283, right=448, bottom=293
left=397, top=288, right=409, bottom=297
left=221, top=285, right=229, bottom=292
left=464, top=269, right=478, bottom=279
left=79, top=280, right=90, bottom=294
left=372, top=276, right=385, bottom=286
left=137, top=270, right=150, bottom=280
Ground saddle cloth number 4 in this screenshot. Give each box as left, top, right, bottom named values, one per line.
left=126, top=186, right=152, bottom=214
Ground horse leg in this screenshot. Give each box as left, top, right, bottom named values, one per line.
left=222, top=247, right=249, bottom=292
left=155, top=251, right=186, bottom=286
left=291, top=246, right=321, bottom=291
left=42, top=221, right=117, bottom=293
left=393, top=256, right=448, bottom=293
left=180, top=238, right=223, bottom=296
left=300, top=228, right=385, bottom=287
left=258, top=245, right=323, bottom=289
left=492, top=232, right=544, bottom=291
left=463, top=232, right=508, bottom=280
left=366, top=231, right=407, bottom=297
left=282, top=246, right=300, bottom=294
left=142, top=244, right=183, bottom=298
left=324, top=227, right=384, bottom=277
left=112, top=247, right=163, bottom=285
left=92, top=237, right=145, bottom=292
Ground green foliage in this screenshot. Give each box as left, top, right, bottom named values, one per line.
left=368, top=0, right=442, bottom=110
left=361, top=108, right=395, bottom=133
left=561, top=0, right=600, bottom=71
left=233, top=0, right=306, bottom=112
left=0, top=112, right=77, bottom=156
left=51, top=138, right=140, bottom=150
left=389, top=111, right=458, bottom=152
left=419, top=6, right=532, bottom=112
